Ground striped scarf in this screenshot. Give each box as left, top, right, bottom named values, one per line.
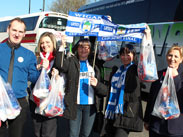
left=105, top=62, right=133, bottom=119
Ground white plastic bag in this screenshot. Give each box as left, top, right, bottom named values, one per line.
left=98, top=41, right=119, bottom=61
left=152, top=67, right=180, bottom=120
left=0, top=76, right=21, bottom=122
left=138, top=33, right=158, bottom=82
left=35, top=74, right=65, bottom=117
left=33, top=68, right=51, bottom=106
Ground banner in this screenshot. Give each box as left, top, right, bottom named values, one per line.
left=65, top=11, right=103, bottom=36
left=66, top=11, right=147, bottom=43
left=98, top=15, right=116, bottom=37
left=98, top=17, right=146, bottom=43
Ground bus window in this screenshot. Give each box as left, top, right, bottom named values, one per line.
left=39, top=17, right=67, bottom=31
left=0, top=21, right=10, bottom=32
left=23, top=16, right=39, bottom=31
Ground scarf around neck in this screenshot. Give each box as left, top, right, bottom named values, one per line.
left=40, top=52, right=55, bottom=73
left=105, top=62, right=133, bottom=119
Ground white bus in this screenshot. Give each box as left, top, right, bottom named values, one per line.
left=0, top=11, right=68, bottom=52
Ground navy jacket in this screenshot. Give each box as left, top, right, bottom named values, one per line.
left=144, top=64, right=183, bottom=135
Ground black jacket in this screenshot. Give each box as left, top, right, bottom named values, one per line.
left=144, top=64, right=183, bottom=135
left=102, top=64, right=143, bottom=134
left=54, top=51, right=107, bottom=120
left=112, top=64, right=143, bottom=132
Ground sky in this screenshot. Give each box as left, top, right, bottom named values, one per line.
left=0, top=0, right=55, bottom=18
left=0, top=0, right=97, bottom=18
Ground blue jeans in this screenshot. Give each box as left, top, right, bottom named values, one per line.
left=69, top=105, right=96, bottom=137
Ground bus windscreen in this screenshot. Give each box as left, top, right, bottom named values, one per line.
left=39, top=17, right=67, bottom=31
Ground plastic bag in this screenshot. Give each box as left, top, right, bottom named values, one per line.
left=152, top=67, right=180, bottom=120
left=0, top=76, right=21, bottom=122
left=138, top=33, right=158, bottom=82
left=98, top=41, right=119, bottom=61
left=33, top=68, right=51, bottom=106
left=35, top=74, right=65, bottom=117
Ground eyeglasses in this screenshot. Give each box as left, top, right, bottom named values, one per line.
left=78, top=46, right=90, bottom=50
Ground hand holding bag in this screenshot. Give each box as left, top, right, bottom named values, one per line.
left=152, top=67, right=180, bottom=120
left=35, top=74, right=66, bottom=117
left=0, top=76, right=21, bottom=123
left=138, top=32, right=158, bottom=82
left=32, top=68, right=51, bottom=106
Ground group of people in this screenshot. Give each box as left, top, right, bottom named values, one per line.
left=0, top=17, right=183, bottom=137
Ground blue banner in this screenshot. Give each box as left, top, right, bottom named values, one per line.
left=98, top=17, right=146, bottom=43
left=66, top=11, right=147, bottom=43
left=66, top=11, right=103, bottom=36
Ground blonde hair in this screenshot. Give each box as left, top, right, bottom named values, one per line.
left=37, top=32, right=57, bottom=54
left=166, top=44, right=183, bottom=60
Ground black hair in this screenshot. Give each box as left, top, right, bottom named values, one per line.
left=72, top=38, right=91, bottom=53
left=119, top=44, right=137, bottom=62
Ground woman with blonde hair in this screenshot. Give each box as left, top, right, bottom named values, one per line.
left=144, top=44, right=183, bottom=137
left=29, top=32, right=58, bottom=137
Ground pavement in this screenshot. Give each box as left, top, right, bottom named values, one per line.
left=21, top=101, right=148, bottom=137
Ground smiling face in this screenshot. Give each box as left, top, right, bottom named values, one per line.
left=7, top=20, right=26, bottom=45
left=119, top=44, right=136, bottom=67
left=166, top=49, right=182, bottom=69
left=40, top=36, right=54, bottom=53
left=77, top=42, right=91, bottom=61
left=120, top=52, right=134, bottom=67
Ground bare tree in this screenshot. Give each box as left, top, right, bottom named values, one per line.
left=49, top=0, right=87, bottom=14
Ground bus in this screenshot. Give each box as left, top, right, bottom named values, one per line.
left=78, top=0, right=183, bottom=94
left=0, top=11, right=68, bottom=52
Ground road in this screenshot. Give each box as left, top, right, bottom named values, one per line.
left=129, top=101, right=148, bottom=137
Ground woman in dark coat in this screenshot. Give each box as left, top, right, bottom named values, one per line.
left=104, top=44, right=143, bottom=137
left=54, top=38, right=107, bottom=137
left=144, top=45, right=183, bottom=137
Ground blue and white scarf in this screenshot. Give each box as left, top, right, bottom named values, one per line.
left=66, top=11, right=146, bottom=44
left=77, top=60, right=95, bottom=105
left=105, top=62, right=133, bottom=119
left=98, top=16, right=146, bottom=43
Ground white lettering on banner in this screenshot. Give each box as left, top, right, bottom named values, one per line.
left=71, top=22, right=80, bottom=27
left=74, top=13, right=102, bottom=20
left=123, top=36, right=137, bottom=41
left=127, top=29, right=141, bottom=33
left=104, top=26, right=113, bottom=31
